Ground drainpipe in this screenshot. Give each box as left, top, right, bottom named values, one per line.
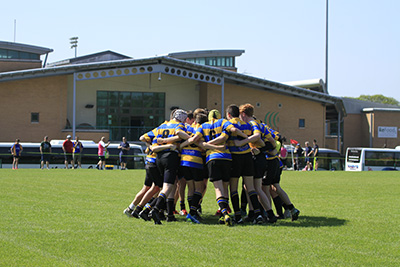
left=72, top=73, right=76, bottom=139
left=369, top=113, right=373, bottom=147
left=221, top=77, right=224, bottom=114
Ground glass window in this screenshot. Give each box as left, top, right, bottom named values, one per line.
left=226, top=57, right=233, bottom=67
left=119, top=92, right=131, bottom=108
left=196, top=58, right=205, bottom=65
left=365, top=151, right=395, bottom=167
left=216, top=57, right=225, bottom=67
left=299, top=119, right=305, bottom=128
left=0, top=49, right=8, bottom=58
left=132, top=92, right=143, bottom=108
left=8, top=50, right=19, bottom=59
left=185, top=58, right=195, bottom=63
left=206, top=57, right=217, bottom=66
left=109, top=92, right=118, bottom=107
left=96, top=91, right=165, bottom=140
left=31, top=113, right=39, bottom=123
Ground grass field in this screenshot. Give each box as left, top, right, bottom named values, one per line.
left=0, top=169, right=399, bottom=266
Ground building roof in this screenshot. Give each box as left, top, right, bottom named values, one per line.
left=362, top=107, right=400, bottom=113
left=0, top=41, right=53, bottom=55
left=283, top=78, right=328, bottom=94
left=47, top=50, right=131, bottom=67
left=342, top=98, right=399, bottom=114
left=0, top=55, right=344, bottom=116
left=168, top=49, right=245, bottom=59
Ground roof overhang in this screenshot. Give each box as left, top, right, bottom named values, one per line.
left=0, top=41, right=53, bottom=55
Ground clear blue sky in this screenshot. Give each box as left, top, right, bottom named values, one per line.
left=2, top=0, right=399, bottom=101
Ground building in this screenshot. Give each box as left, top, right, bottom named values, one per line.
left=0, top=44, right=345, bottom=153
left=342, top=98, right=400, bottom=149
left=0, top=41, right=53, bottom=72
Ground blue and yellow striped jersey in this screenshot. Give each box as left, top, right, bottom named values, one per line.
left=248, top=120, right=264, bottom=149
left=195, top=118, right=233, bottom=163
left=152, top=119, right=186, bottom=152
left=226, top=117, right=252, bottom=154
left=260, top=123, right=277, bottom=160
left=142, top=130, right=157, bottom=164
left=180, top=123, right=204, bottom=169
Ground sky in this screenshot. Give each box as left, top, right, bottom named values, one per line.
left=2, top=0, right=400, bottom=101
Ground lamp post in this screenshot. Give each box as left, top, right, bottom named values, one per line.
left=70, top=37, right=78, bottom=58
left=325, top=0, right=328, bottom=92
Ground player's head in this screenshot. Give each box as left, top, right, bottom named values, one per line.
left=185, top=110, right=194, bottom=124
left=239, top=103, right=254, bottom=117
left=170, top=109, right=178, bottom=120
left=173, top=109, right=188, bottom=122
left=193, top=108, right=207, bottom=117
left=226, top=104, right=239, bottom=118
left=208, top=109, right=221, bottom=121
left=67, top=135, right=71, bottom=140
left=195, top=113, right=208, bottom=124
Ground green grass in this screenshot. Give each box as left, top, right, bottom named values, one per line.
left=0, top=169, right=399, bottom=266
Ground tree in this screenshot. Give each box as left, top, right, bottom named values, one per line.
left=349, top=94, right=400, bottom=106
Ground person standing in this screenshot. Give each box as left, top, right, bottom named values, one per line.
left=40, top=136, right=52, bottom=169
left=313, top=139, right=319, bottom=171
left=62, top=135, right=74, bottom=169
left=11, top=139, right=23, bottom=169
left=97, top=136, right=110, bottom=170
left=304, top=141, right=313, bottom=171
left=73, top=136, right=84, bottom=168
left=118, top=137, right=130, bottom=170
left=294, top=143, right=303, bottom=171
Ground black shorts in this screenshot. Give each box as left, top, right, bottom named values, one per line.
left=145, top=164, right=163, bottom=187
left=119, top=154, right=128, bottom=163
left=180, top=166, right=204, bottom=182
left=231, top=153, right=254, bottom=178
left=41, top=153, right=51, bottom=162
left=98, top=155, right=105, bottom=161
left=156, top=151, right=180, bottom=185
left=207, top=160, right=232, bottom=183
left=253, top=153, right=267, bottom=179
left=263, top=158, right=281, bottom=185
left=64, top=153, right=73, bottom=162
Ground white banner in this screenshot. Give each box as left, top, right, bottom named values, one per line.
left=377, top=126, right=398, bottom=138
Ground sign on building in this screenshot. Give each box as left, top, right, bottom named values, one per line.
left=377, top=126, right=398, bottom=138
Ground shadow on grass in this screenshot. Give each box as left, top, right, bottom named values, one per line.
left=275, top=216, right=347, bottom=228
left=175, top=215, right=347, bottom=227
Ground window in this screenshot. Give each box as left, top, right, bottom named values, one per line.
left=31, top=113, right=39, bottom=123
left=299, top=119, right=305, bottom=128
left=0, top=48, right=40, bottom=60
left=96, top=91, right=165, bottom=140
left=365, top=151, right=395, bottom=167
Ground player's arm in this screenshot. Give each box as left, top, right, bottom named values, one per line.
left=229, top=127, right=248, bottom=139
left=198, top=141, right=225, bottom=151
left=207, top=133, right=228, bottom=145
left=151, top=143, right=177, bottom=152
left=157, top=135, right=182, bottom=145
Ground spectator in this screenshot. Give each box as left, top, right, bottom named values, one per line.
left=40, top=136, right=52, bottom=169
left=294, top=143, right=303, bottom=171
left=62, top=135, right=74, bottom=169
left=11, top=139, right=23, bottom=169
left=96, top=136, right=110, bottom=170
left=279, top=142, right=288, bottom=170
left=73, top=136, right=84, bottom=168
left=118, top=137, right=130, bottom=170
left=313, top=139, right=320, bottom=171
left=304, top=141, right=313, bottom=171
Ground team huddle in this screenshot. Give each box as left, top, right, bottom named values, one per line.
left=123, top=103, right=300, bottom=225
